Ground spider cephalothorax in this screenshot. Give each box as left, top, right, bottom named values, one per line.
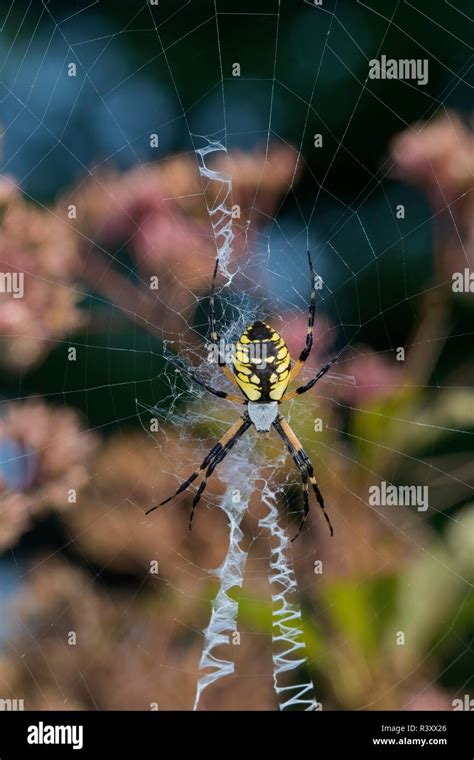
left=147, top=252, right=341, bottom=540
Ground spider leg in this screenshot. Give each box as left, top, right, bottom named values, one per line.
left=189, top=370, right=245, bottom=404
left=296, top=469, right=310, bottom=542
left=187, top=417, right=250, bottom=529
left=273, top=415, right=333, bottom=539
left=146, top=415, right=252, bottom=525
left=281, top=350, right=343, bottom=402
left=286, top=250, right=317, bottom=386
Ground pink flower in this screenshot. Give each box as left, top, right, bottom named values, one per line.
left=0, top=400, right=98, bottom=549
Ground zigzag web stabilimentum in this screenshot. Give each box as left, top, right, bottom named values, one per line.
left=189, top=135, right=320, bottom=711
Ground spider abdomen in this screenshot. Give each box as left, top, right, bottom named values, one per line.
left=233, top=320, right=291, bottom=402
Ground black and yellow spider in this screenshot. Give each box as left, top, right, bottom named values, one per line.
left=147, top=251, right=340, bottom=540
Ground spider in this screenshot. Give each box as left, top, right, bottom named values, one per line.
left=146, top=251, right=341, bottom=540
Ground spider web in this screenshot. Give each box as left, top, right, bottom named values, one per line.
left=0, top=0, right=472, bottom=712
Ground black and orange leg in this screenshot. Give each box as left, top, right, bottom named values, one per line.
left=286, top=250, right=317, bottom=386
left=187, top=417, right=249, bottom=529
left=146, top=414, right=252, bottom=527
left=273, top=415, right=333, bottom=539
left=189, top=370, right=244, bottom=404
left=280, top=352, right=341, bottom=402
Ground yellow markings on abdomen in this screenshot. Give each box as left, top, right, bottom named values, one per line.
left=269, top=334, right=291, bottom=399
left=269, top=381, right=289, bottom=401
left=234, top=359, right=251, bottom=375
left=233, top=338, right=262, bottom=400
left=232, top=322, right=293, bottom=402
